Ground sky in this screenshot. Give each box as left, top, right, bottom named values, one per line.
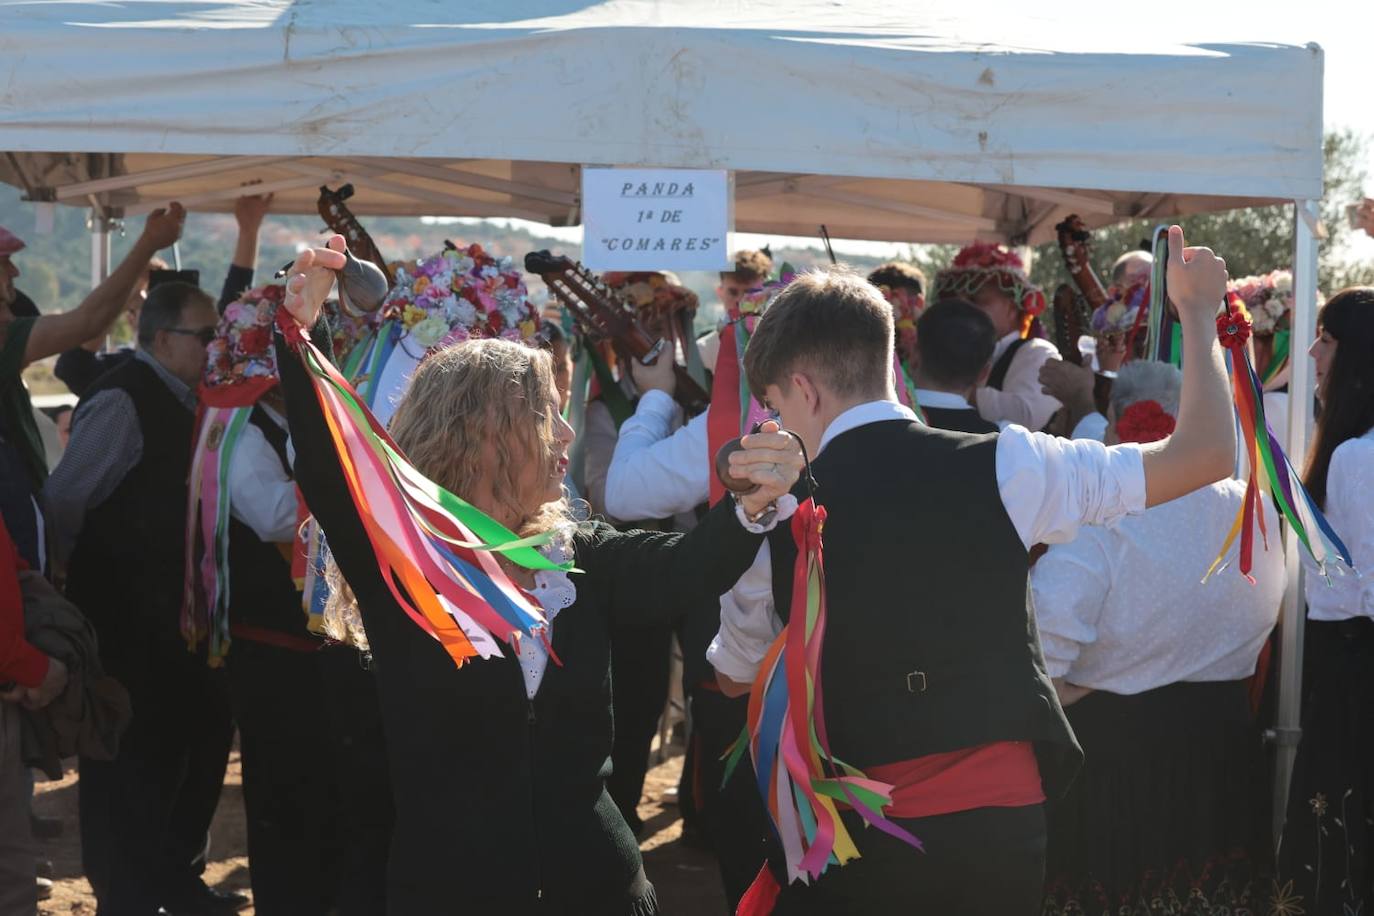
left=468, top=0, right=1374, bottom=264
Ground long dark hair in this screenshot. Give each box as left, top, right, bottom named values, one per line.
left=1302, top=287, right=1374, bottom=508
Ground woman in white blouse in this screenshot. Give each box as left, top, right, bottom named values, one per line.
left=1277, top=287, right=1374, bottom=916
left=1031, top=360, right=1286, bottom=916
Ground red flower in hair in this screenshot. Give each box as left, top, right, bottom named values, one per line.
left=1116, top=400, right=1176, bottom=444
left=1217, top=296, right=1252, bottom=351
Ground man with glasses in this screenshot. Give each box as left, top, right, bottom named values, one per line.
left=45, top=279, right=247, bottom=915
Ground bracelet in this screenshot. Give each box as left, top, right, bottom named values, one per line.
left=735, top=495, right=778, bottom=528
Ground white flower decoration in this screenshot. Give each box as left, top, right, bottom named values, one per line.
left=409, top=316, right=450, bottom=349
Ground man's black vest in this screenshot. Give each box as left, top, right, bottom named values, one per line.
left=66, top=357, right=194, bottom=679
left=922, top=405, right=998, bottom=435
left=767, top=419, right=1082, bottom=797
left=988, top=338, right=1029, bottom=391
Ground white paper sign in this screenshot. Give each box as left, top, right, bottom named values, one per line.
left=581, top=168, right=731, bottom=271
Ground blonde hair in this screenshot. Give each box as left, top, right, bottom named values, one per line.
left=323, top=338, right=571, bottom=649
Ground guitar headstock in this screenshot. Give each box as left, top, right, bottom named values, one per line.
left=524, top=250, right=663, bottom=365
left=1055, top=214, right=1094, bottom=273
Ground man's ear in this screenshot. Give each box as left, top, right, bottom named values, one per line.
left=791, top=371, right=821, bottom=413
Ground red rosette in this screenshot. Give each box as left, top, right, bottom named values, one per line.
left=1216, top=298, right=1253, bottom=352
left=1116, top=399, right=1176, bottom=444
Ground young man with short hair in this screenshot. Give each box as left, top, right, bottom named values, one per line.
left=710, top=227, right=1237, bottom=913
left=699, top=249, right=774, bottom=373
left=867, top=261, right=926, bottom=366
left=912, top=298, right=999, bottom=434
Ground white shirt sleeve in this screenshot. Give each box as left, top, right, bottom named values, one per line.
left=603, top=390, right=710, bottom=520
left=228, top=421, right=300, bottom=544
left=1029, top=532, right=1113, bottom=680
left=996, top=425, right=1147, bottom=548
left=1070, top=412, right=1109, bottom=443
left=1326, top=437, right=1374, bottom=618
left=706, top=541, right=782, bottom=683
left=976, top=338, right=1063, bottom=430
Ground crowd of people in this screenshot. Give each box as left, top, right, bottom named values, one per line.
left=0, top=193, right=1370, bottom=916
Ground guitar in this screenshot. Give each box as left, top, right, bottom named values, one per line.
left=1054, top=215, right=1109, bottom=311
left=524, top=251, right=711, bottom=415
left=1050, top=283, right=1088, bottom=365
left=317, top=184, right=396, bottom=287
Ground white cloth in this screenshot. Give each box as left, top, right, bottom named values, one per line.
left=697, top=329, right=721, bottom=375
left=912, top=388, right=975, bottom=411
left=1305, top=426, right=1374, bottom=623
left=975, top=332, right=1062, bottom=430
left=520, top=559, right=577, bottom=699
left=604, top=390, right=711, bottom=520
left=228, top=405, right=299, bottom=544
left=1071, top=411, right=1109, bottom=443
left=707, top=399, right=1149, bottom=682
left=1030, top=479, right=1285, bottom=694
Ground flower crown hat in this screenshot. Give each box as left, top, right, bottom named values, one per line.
left=933, top=243, right=1047, bottom=338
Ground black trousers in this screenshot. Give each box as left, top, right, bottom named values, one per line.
left=317, top=646, right=393, bottom=916
left=683, top=686, right=773, bottom=912
left=226, top=638, right=340, bottom=916
left=79, top=650, right=233, bottom=916
left=774, top=804, right=1047, bottom=915
left=1278, top=617, right=1374, bottom=915
left=607, top=623, right=673, bottom=833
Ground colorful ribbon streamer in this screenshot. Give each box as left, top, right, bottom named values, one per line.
left=724, top=500, right=923, bottom=885
left=1203, top=302, right=1353, bottom=583
left=280, top=316, right=574, bottom=668
left=181, top=405, right=253, bottom=665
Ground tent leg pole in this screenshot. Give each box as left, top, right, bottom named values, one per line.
left=89, top=209, right=111, bottom=291
left=1269, top=198, right=1319, bottom=846
left=90, top=208, right=113, bottom=351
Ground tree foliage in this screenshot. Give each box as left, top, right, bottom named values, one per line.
left=907, top=129, right=1373, bottom=297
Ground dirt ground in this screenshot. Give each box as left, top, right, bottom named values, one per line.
left=32, top=742, right=727, bottom=916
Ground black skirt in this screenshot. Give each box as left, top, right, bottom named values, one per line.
left=1275, top=616, right=1374, bottom=916
left=1042, top=680, right=1274, bottom=916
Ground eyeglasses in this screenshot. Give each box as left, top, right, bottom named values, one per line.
left=165, top=326, right=217, bottom=346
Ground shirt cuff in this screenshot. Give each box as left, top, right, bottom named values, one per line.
left=706, top=634, right=762, bottom=684
left=733, top=494, right=799, bottom=534
left=1109, top=443, right=1149, bottom=516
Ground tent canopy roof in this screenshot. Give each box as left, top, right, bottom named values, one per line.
left=0, top=1, right=1325, bottom=244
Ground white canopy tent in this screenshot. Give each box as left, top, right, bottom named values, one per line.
left=0, top=0, right=1324, bottom=829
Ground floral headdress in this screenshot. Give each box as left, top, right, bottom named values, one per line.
left=1228, top=270, right=1293, bottom=337
left=201, top=283, right=284, bottom=408
left=933, top=243, right=1046, bottom=338
left=602, top=271, right=700, bottom=319
left=380, top=242, right=539, bottom=352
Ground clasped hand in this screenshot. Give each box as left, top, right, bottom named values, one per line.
left=727, top=420, right=806, bottom=518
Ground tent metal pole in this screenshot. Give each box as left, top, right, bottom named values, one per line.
left=1269, top=197, right=1318, bottom=843
left=89, top=208, right=111, bottom=291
